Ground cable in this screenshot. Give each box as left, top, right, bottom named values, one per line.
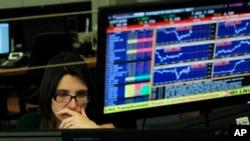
left=141, top=118, right=146, bottom=129
left=204, top=112, right=210, bottom=128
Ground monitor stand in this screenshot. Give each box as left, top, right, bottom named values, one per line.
left=115, top=119, right=137, bottom=130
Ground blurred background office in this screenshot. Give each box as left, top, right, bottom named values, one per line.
left=1, top=0, right=237, bottom=130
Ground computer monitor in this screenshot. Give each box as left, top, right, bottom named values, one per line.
left=95, top=0, right=250, bottom=124
left=0, top=129, right=229, bottom=141
left=0, top=23, right=10, bottom=56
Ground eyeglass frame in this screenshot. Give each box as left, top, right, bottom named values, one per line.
left=52, top=93, right=90, bottom=104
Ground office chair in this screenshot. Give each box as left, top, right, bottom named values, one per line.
left=0, top=72, right=28, bottom=129
left=25, top=32, right=74, bottom=107
left=0, top=88, right=24, bottom=129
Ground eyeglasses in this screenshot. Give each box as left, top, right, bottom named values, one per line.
left=53, top=91, right=90, bottom=103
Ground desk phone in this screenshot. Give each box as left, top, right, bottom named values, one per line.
left=0, top=52, right=28, bottom=68
left=8, top=52, right=24, bottom=60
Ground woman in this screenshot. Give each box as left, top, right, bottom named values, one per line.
left=38, top=52, right=114, bottom=129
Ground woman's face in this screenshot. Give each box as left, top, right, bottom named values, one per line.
left=51, top=74, right=88, bottom=123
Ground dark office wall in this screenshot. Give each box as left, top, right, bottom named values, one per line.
left=0, top=1, right=91, bottom=52
left=21, top=17, right=65, bottom=51
left=0, top=1, right=91, bottom=19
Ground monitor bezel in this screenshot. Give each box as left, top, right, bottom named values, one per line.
left=95, top=0, right=250, bottom=124
left=0, top=22, right=10, bottom=57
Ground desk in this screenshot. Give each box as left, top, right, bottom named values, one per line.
left=0, top=57, right=96, bottom=77
left=0, top=67, right=28, bottom=77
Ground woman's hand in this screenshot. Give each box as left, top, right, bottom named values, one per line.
left=57, top=108, right=101, bottom=129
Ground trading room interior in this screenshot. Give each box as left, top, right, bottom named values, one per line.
left=0, top=0, right=250, bottom=133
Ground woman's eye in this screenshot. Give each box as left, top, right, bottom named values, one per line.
left=77, top=91, right=88, bottom=96
left=58, top=94, right=67, bottom=97
left=56, top=91, right=68, bottom=96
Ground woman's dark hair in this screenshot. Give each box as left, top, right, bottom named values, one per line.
left=39, top=52, right=96, bottom=128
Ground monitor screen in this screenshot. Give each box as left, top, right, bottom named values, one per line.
left=95, top=0, right=250, bottom=123
left=0, top=23, right=10, bottom=56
